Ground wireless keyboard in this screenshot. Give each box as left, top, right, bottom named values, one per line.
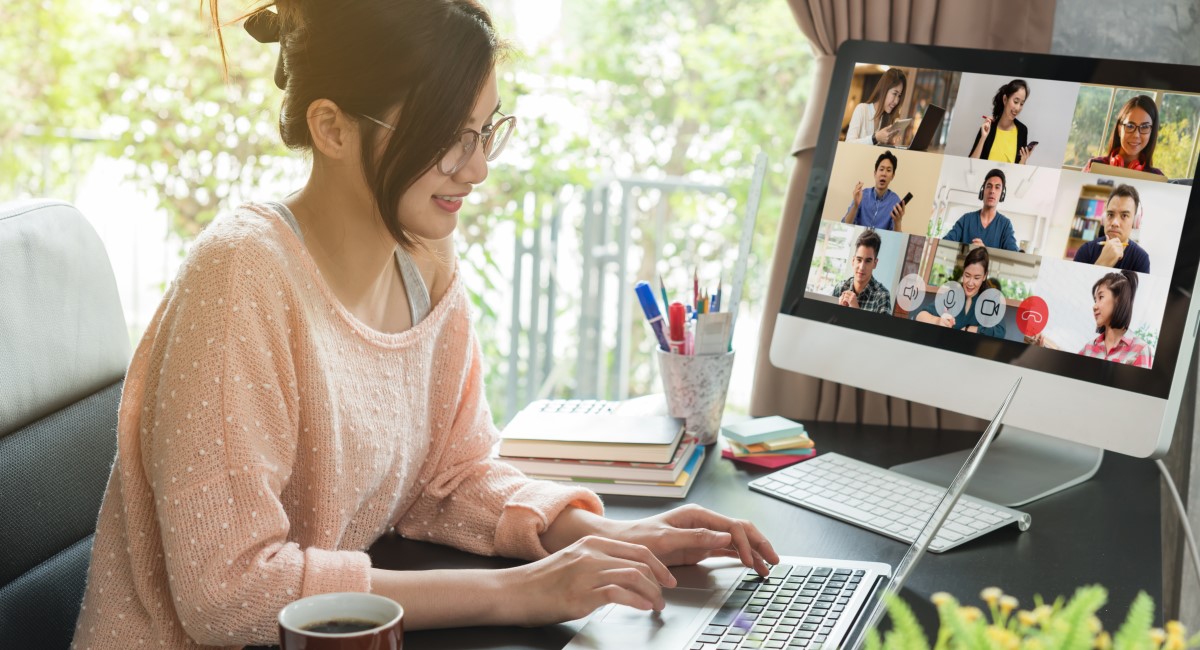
left=749, top=453, right=1031, bottom=552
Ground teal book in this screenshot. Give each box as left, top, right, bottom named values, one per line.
left=721, top=416, right=806, bottom=445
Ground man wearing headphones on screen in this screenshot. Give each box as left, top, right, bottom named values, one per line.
left=942, top=168, right=1020, bottom=251
left=1072, top=184, right=1150, bottom=273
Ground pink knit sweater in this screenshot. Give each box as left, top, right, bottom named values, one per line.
left=72, top=204, right=603, bottom=649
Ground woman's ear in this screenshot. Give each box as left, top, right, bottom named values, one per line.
left=307, top=99, right=357, bottom=160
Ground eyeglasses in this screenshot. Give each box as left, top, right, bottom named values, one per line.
left=358, top=112, right=517, bottom=175
left=1119, top=121, right=1153, bottom=135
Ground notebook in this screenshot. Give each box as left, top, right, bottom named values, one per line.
left=564, top=378, right=1020, bottom=650
left=498, top=397, right=685, bottom=464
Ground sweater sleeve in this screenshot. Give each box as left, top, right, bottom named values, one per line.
left=142, top=231, right=370, bottom=646
left=394, top=315, right=603, bottom=561
left=1001, top=219, right=1020, bottom=251
left=846, top=103, right=873, bottom=144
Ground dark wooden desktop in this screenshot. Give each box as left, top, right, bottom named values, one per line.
left=369, top=423, right=1162, bottom=650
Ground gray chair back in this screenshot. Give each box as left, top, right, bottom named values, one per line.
left=0, top=199, right=131, bottom=649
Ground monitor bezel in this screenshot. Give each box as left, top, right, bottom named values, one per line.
left=780, top=40, right=1200, bottom=401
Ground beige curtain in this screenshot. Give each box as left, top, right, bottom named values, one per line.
left=750, top=0, right=1058, bottom=428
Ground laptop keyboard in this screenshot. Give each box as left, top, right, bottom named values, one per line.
left=749, top=453, right=1031, bottom=552
left=691, top=563, right=862, bottom=650
left=527, top=399, right=618, bottom=415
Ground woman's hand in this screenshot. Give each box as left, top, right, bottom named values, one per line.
left=979, top=115, right=993, bottom=138
left=501, top=535, right=677, bottom=627
left=937, top=313, right=956, bottom=328
left=873, top=124, right=897, bottom=145
left=600, top=504, right=781, bottom=577
left=1017, top=145, right=1031, bottom=164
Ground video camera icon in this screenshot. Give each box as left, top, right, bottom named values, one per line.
left=974, top=288, right=1006, bottom=328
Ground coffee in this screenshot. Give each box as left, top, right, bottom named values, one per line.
left=301, top=618, right=383, bottom=634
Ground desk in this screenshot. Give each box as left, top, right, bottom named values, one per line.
left=370, top=423, right=1162, bottom=649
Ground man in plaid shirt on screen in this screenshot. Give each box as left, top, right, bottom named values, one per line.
left=832, top=228, right=893, bottom=314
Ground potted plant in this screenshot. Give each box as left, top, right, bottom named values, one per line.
left=866, top=586, right=1199, bottom=649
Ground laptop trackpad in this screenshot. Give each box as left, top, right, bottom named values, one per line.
left=567, top=588, right=715, bottom=647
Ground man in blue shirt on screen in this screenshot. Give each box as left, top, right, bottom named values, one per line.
left=1071, top=184, right=1150, bottom=273
left=842, top=151, right=907, bottom=231
left=942, top=168, right=1020, bottom=251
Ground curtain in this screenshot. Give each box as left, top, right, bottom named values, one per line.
left=750, top=0, right=1058, bottom=429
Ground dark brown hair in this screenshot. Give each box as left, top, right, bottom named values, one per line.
left=962, top=246, right=990, bottom=278
left=867, top=68, right=907, bottom=129
left=1106, top=95, right=1159, bottom=169
left=855, top=229, right=882, bottom=257
left=1093, top=270, right=1138, bottom=333
left=208, top=0, right=505, bottom=250
left=1107, top=183, right=1141, bottom=214
left=991, top=79, right=1029, bottom=121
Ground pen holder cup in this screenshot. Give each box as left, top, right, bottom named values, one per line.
left=656, top=349, right=735, bottom=446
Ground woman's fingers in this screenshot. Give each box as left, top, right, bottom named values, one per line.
left=595, top=567, right=666, bottom=610
left=581, top=535, right=676, bottom=587
left=594, top=584, right=656, bottom=612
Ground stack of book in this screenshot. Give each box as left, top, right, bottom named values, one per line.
left=497, top=401, right=703, bottom=497
left=720, top=416, right=815, bottom=469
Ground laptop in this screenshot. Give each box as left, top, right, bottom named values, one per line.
left=1088, top=161, right=1169, bottom=183
left=565, top=378, right=1020, bottom=650
left=894, top=104, right=946, bottom=152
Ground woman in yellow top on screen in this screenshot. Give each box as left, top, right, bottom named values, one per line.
left=968, top=79, right=1033, bottom=164
left=845, top=68, right=908, bottom=146
left=1083, top=95, right=1165, bottom=177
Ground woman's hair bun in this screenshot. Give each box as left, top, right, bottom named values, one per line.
left=244, top=8, right=282, bottom=43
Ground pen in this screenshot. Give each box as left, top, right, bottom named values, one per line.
left=714, top=280, right=722, bottom=312
left=659, top=274, right=671, bottom=327
left=634, top=281, right=671, bottom=351
left=693, top=268, right=698, bottom=313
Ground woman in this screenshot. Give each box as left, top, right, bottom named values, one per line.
left=71, top=2, right=778, bottom=647
left=1033, top=271, right=1153, bottom=367
left=968, top=79, right=1032, bottom=164
left=912, top=246, right=1007, bottom=339
left=1083, top=95, right=1164, bottom=177
left=846, top=67, right=908, bottom=146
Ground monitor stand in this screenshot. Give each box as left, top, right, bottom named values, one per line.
left=889, top=427, right=1103, bottom=507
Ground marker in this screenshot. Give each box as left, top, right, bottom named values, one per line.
left=713, top=280, right=722, bottom=312
left=634, top=281, right=670, bottom=351
left=668, top=302, right=686, bottom=354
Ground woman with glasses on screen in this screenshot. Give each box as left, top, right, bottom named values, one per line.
left=1083, top=95, right=1165, bottom=177
left=968, top=79, right=1033, bottom=164
left=1031, top=270, right=1152, bottom=367
left=71, top=2, right=778, bottom=647
left=911, top=246, right=1007, bottom=339
left=846, top=67, right=908, bottom=145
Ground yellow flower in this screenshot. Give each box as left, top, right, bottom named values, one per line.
left=999, top=595, right=1019, bottom=615
left=985, top=626, right=1019, bottom=649
left=1150, top=627, right=1166, bottom=645
left=1032, top=605, right=1054, bottom=624
left=931, top=592, right=954, bottom=607
left=1094, top=631, right=1112, bottom=650
left=1166, top=620, right=1185, bottom=637
left=981, top=587, right=1003, bottom=607
left=960, top=606, right=983, bottom=623
left=1017, top=610, right=1038, bottom=627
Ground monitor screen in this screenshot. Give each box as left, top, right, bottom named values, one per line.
left=779, top=42, right=1200, bottom=404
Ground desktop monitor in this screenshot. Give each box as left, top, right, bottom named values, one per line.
left=771, top=41, right=1200, bottom=506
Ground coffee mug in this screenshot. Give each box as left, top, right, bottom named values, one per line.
left=278, top=592, right=404, bottom=650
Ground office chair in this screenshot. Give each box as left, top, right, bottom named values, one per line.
left=0, top=200, right=131, bottom=649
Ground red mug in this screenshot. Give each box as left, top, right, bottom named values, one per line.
left=278, top=592, right=403, bottom=650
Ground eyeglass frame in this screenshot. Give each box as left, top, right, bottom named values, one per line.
left=356, top=111, right=516, bottom=175
left=1119, top=120, right=1154, bottom=135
